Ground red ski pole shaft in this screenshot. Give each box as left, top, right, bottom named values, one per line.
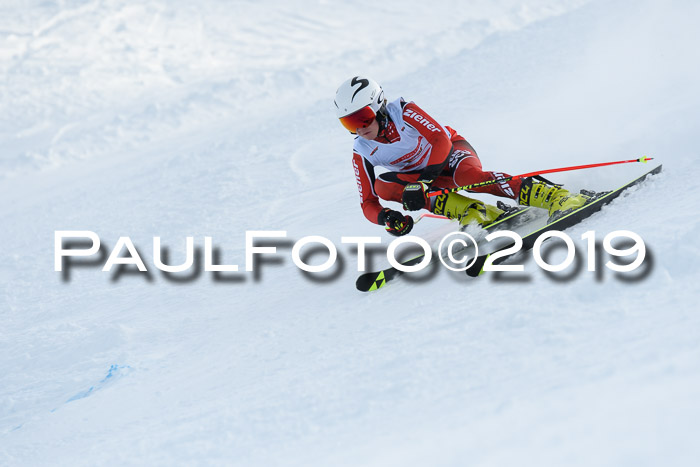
left=428, top=156, right=654, bottom=197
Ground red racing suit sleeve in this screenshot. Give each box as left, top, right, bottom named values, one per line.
left=352, top=152, right=385, bottom=224
left=402, top=102, right=453, bottom=183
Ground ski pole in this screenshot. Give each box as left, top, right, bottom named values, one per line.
left=428, top=156, right=654, bottom=197
left=414, top=212, right=449, bottom=223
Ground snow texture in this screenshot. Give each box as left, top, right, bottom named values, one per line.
left=1, top=0, right=699, bottom=465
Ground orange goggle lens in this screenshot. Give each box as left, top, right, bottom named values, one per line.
left=339, top=106, right=376, bottom=133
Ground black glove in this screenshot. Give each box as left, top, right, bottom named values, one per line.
left=402, top=182, right=430, bottom=211
left=377, top=208, right=413, bottom=237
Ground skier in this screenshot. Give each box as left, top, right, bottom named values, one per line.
left=335, top=76, right=590, bottom=236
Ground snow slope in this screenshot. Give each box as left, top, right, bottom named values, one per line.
left=2, top=0, right=700, bottom=465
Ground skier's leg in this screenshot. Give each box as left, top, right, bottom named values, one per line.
left=448, top=138, right=589, bottom=220
left=420, top=137, right=509, bottom=226
left=449, top=139, right=522, bottom=199
left=375, top=171, right=501, bottom=226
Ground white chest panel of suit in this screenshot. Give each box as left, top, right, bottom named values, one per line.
left=352, top=98, right=449, bottom=173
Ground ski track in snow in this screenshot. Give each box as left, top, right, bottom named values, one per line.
left=1, top=0, right=700, bottom=465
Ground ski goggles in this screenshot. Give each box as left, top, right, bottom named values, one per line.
left=339, top=106, right=376, bottom=133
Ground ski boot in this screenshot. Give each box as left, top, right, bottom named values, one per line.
left=518, top=177, right=591, bottom=221
left=432, top=192, right=504, bottom=227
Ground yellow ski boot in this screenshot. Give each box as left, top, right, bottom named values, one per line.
left=432, top=192, right=504, bottom=227
left=518, top=177, right=590, bottom=221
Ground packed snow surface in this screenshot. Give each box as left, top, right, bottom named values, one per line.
left=2, top=0, right=700, bottom=465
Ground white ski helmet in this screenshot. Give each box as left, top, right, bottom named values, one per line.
left=334, top=76, right=386, bottom=133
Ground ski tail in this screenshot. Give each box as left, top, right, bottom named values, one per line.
left=356, top=206, right=536, bottom=292
left=355, top=254, right=424, bottom=292
left=356, top=270, right=387, bottom=292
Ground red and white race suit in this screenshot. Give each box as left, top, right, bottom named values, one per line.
left=352, top=98, right=522, bottom=224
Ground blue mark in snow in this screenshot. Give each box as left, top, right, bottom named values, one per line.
left=65, top=364, right=131, bottom=403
